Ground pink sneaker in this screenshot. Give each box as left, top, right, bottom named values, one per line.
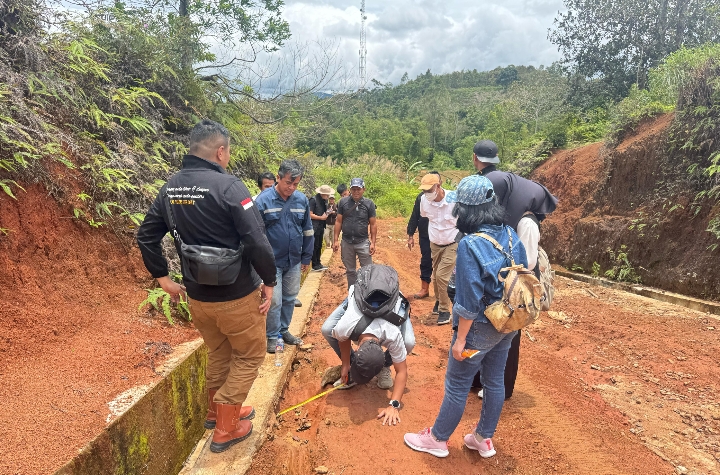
left=464, top=433, right=496, bottom=458
left=404, top=427, right=449, bottom=458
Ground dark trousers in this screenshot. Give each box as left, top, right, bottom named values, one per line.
left=419, top=234, right=432, bottom=283
left=473, top=330, right=521, bottom=399
left=311, top=229, right=324, bottom=267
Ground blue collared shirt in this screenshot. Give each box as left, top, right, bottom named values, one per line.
left=453, top=224, right=528, bottom=326
left=254, top=187, right=314, bottom=268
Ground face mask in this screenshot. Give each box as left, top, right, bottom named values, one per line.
left=425, top=190, right=438, bottom=201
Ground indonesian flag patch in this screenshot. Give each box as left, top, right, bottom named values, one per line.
left=241, top=197, right=254, bottom=210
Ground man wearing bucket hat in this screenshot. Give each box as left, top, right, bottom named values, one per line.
left=418, top=173, right=458, bottom=326
left=309, top=184, right=335, bottom=271
left=471, top=139, right=558, bottom=400
left=254, top=159, right=315, bottom=353
left=333, top=178, right=378, bottom=287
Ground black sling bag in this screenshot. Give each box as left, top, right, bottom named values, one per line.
left=163, top=193, right=244, bottom=286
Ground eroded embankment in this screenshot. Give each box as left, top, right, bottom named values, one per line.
left=0, top=184, right=198, bottom=474
left=534, top=113, right=720, bottom=301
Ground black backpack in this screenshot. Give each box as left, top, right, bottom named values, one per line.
left=350, top=264, right=410, bottom=341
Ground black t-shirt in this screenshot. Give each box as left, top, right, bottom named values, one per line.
left=308, top=194, right=329, bottom=233
left=337, top=196, right=376, bottom=243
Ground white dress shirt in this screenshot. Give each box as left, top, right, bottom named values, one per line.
left=516, top=216, right=540, bottom=270
left=419, top=189, right=458, bottom=245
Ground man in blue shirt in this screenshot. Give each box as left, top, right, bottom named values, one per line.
left=255, top=160, right=315, bottom=353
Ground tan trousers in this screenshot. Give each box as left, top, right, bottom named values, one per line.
left=324, top=224, right=335, bottom=247
left=430, top=242, right=458, bottom=313
left=189, top=291, right=266, bottom=405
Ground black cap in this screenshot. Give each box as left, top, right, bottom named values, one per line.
left=350, top=339, right=385, bottom=384
left=473, top=140, right=500, bottom=164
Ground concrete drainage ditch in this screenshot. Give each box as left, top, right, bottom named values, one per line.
left=53, top=249, right=332, bottom=475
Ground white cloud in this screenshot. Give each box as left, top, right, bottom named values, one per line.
left=281, top=0, right=565, bottom=86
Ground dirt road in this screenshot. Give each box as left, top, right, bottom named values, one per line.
left=248, top=219, right=720, bottom=475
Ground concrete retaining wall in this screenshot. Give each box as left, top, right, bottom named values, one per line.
left=54, top=249, right=332, bottom=475
left=54, top=340, right=208, bottom=475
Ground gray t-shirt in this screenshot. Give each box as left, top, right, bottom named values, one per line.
left=337, top=196, right=376, bottom=243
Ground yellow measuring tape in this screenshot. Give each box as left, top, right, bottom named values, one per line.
left=277, top=384, right=345, bottom=416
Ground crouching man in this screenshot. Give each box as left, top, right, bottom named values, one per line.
left=321, top=264, right=415, bottom=426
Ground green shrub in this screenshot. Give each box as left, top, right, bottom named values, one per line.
left=138, top=287, right=191, bottom=325
left=650, top=43, right=720, bottom=106
left=607, top=85, right=674, bottom=143
left=604, top=245, right=641, bottom=284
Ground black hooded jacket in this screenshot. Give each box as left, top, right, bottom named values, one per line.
left=479, top=165, right=558, bottom=229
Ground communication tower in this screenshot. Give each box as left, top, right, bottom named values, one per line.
left=359, top=0, right=367, bottom=88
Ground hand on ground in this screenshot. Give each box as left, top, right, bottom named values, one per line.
left=377, top=407, right=401, bottom=426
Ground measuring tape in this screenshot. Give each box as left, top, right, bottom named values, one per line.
left=277, top=384, right=346, bottom=416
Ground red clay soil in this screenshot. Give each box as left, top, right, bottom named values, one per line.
left=249, top=219, right=720, bottom=475
left=0, top=185, right=199, bottom=475
left=532, top=113, right=720, bottom=300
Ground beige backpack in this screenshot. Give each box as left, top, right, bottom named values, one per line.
left=477, top=229, right=545, bottom=333
left=537, top=246, right=555, bottom=311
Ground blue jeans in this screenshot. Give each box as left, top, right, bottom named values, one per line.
left=431, top=322, right=516, bottom=441
left=266, top=264, right=301, bottom=339
left=320, top=299, right=416, bottom=366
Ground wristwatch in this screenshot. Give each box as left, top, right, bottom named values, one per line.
left=389, top=399, right=400, bottom=409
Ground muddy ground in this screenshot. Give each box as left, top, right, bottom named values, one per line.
left=0, top=185, right=200, bottom=475
left=249, top=219, right=720, bottom=475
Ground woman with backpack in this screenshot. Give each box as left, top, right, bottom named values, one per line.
left=404, top=174, right=528, bottom=459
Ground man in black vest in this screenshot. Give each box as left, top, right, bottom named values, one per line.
left=471, top=139, right=558, bottom=399
left=309, top=184, right=334, bottom=271
left=333, top=178, right=377, bottom=287
left=137, top=119, right=277, bottom=453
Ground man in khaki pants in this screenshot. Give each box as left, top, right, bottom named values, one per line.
left=418, top=173, right=458, bottom=325
left=137, top=120, right=277, bottom=453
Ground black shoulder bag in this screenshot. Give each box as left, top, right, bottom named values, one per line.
left=163, top=193, right=243, bottom=286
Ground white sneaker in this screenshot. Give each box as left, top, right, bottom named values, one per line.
left=477, top=389, right=484, bottom=399
left=377, top=366, right=393, bottom=389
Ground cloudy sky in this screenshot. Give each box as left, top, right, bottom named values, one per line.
left=280, top=0, right=566, bottom=86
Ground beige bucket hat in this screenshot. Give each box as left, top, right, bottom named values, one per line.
left=316, top=184, right=334, bottom=195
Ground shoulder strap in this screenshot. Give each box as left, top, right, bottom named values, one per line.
left=163, top=192, right=184, bottom=245
left=475, top=229, right=516, bottom=266
left=350, top=313, right=375, bottom=341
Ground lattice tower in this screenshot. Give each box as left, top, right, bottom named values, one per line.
left=359, top=0, right=367, bottom=88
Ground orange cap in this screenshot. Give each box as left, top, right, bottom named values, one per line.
left=418, top=173, right=440, bottom=191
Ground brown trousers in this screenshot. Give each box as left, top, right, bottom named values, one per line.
left=189, top=291, right=266, bottom=405
left=430, top=241, right=458, bottom=313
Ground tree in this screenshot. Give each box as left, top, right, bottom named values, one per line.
left=508, top=70, right=570, bottom=134
left=58, top=0, right=291, bottom=71
left=495, top=66, right=519, bottom=88
left=549, top=0, right=720, bottom=99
